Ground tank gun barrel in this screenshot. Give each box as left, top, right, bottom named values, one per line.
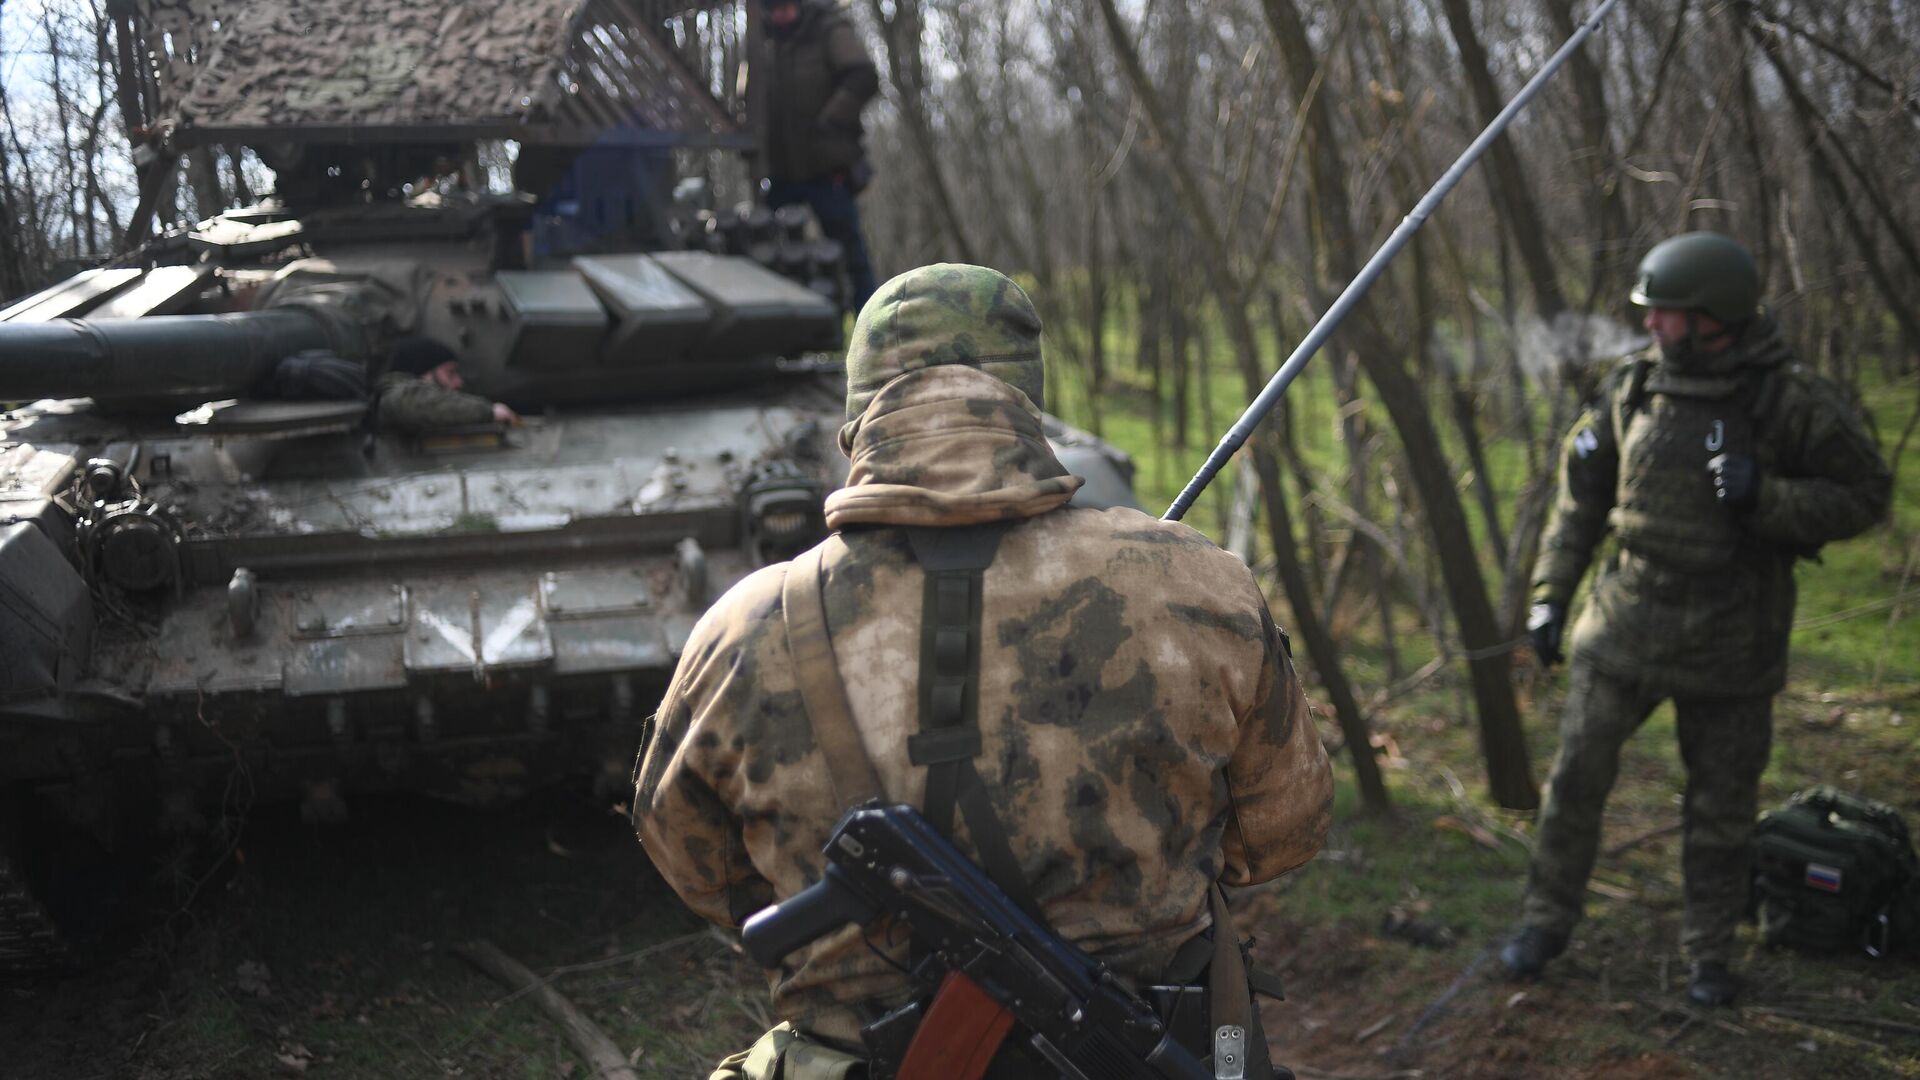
left=0, top=309, right=337, bottom=407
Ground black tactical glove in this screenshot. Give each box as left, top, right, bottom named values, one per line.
left=1707, top=452, right=1760, bottom=510
left=1528, top=600, right=1566, bottom=668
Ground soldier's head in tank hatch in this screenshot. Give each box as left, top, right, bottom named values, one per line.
left=760, top=0, right=803, bottom=34
left=838, top=263, right=1047, bottom=453
left=1630, top=231, right=1762, bottom=362
left=387, top=336, right=467, bottom=391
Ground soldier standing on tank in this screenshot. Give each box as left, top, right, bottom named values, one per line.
left=633, top=264, right=1333, bottom=1077
left=374, top=336, right=518, bottom=434
left=757, top=0, right=880, bottom=307
left=1501, top=232, right=1893, bottom=1006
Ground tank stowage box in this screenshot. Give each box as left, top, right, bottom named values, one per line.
left=650, top=251, right=842, bottom=358
left=572, top=254, right=712, bottom=363
left=495, top=271, right=611, bottom=370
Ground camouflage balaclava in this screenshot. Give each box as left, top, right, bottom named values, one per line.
left=840, top=263, right=1046, bottom=448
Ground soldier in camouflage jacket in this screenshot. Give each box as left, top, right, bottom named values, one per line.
left=1504, top=233, right=1892, bottom=1006
left=757, top=0, right=882, bottom=305
left=633, top=264, right=1333, bottom=1068
left=373, top=335, right=515, bottom=434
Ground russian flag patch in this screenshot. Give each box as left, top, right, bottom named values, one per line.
left=1805, top=862, right=1843, bottom=893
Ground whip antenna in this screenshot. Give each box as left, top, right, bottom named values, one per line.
left=1165, top=0, right=1625, bottom=521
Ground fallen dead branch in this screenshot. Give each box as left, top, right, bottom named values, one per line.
left=526, top=931, right=715, bottom=992
left=1290, top=1060, right=1428, bottom=1068
left=1354, top=1011, right=1398, bottom=1043
left=1434, top=767, right=1534, bottom=852
left=1387, top=945, right=1492, bottom=1060
left=1747, top=1006, right=1920, bottom=1037
left=1747, top=1009, right=1897, bottom=1057
left=454, top=939, right=643, bottom=1080
left=1660, top=1014, right=1695, bottom=1047
left=1604, top=822, right=1683, bottom=858
left=1629, top=995, right=1749, bottom=1040
left=1780, top=682, right=1920, bottom=707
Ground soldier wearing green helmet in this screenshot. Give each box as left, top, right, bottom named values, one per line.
left=1502, top=232, right=1892, bottom=1005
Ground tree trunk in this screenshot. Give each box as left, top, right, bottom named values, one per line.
left=183, top=146, right=225, bottom=221
left=1748, top=13, right=1920, bottom=352
left=1091, top=0, right=1389, bottom=813
left=865, top=0, right=977, bottom=264
left=1261, top=0, right=1537, bottom=809
left=1436, top=0, right=1569, bottom=317
left=1538, top=0, right=1632, bottom=309
left=229, top=147, right=254, bottom=206
left=1084, top=190, right=1108, bottom=437
left=1251, top=442, right=1390, bottom=814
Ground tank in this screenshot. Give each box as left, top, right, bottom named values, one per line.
left=0, top=0, right=1137, bottom=975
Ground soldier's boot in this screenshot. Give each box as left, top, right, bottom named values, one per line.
left=1686, top=961, right=1741, bottom=1007
left=1499, top=926, right=1569, bottom=978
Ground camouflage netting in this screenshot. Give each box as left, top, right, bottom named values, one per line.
left=131, top=0, right=737, bottom=140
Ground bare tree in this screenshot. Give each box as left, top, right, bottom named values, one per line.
left=1091, top=0, right=1392, bottom=813
left=1260, top=0, right=1538, bottom=809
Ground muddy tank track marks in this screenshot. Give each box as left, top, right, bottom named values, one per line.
left=0, top=857, right=69, bottom=977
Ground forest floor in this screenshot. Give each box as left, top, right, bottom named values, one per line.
left=4, top=361, right=1917, bottom=1078
left=3, top=660, right=1913, bottom=1079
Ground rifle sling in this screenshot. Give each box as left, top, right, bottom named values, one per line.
left=1207, top=885, right=1252, bottom=1041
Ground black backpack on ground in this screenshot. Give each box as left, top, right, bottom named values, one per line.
left=1750, top=786, right=1920, bottom=956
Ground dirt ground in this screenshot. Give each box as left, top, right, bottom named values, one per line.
left=0, top=790, right=765, bottom=1079
left=1241, top=822, right=1920, bottom=1080
left=2, top=749, right=1916, bottom=1079
left=1249, top=908, right=1920, bottom=1080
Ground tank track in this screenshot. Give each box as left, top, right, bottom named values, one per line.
left=0, top=856, right=69, bottom=977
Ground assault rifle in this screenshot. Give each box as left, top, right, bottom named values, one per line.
left=742, top=802, right=1214, bottom=1080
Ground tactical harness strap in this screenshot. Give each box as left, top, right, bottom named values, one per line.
left=899, top=525, right=1047, bottom=925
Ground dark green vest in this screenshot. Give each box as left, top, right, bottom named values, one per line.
left=1569, top=333, right=1797, bottom=697
left=1610, top=364, right=1763, bottom=570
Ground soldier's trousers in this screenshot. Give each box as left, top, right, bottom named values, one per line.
left=1520, top=660, right=1773, bottom=963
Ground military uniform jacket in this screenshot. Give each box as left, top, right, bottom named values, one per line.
left=1534, top=321, right=1891, bottom=697
left=759, top=1, right=880, bottom=183
left=634, top=366, right=1333, bottom=1045
left=373, top=372, right=495, bottom=433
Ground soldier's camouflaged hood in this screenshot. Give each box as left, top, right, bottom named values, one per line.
left=827, top=366, right=1083, bottom=529
left=840, top=264, right=1047, bottom=443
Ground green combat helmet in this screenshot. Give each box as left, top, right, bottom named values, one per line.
left=1629, top=231, right=1762, bottom=324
